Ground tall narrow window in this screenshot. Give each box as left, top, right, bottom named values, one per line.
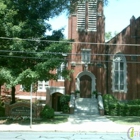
left=81, top=49, right=91, bottom=63
left=88, top=0, right=97, bottom=31
left=112, top=54, right=127, bottom=92
left=57, top=63, right=65, bottom=81
left=77, top=1, right=86, bottom=31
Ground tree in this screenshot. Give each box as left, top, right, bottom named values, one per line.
left=0, top=0, right=109, bottom=104
left=105, top=31, right=118, bottom=42
left=105, top=32, right=113, bottom=42
left=0, top=68, right=12, bottom=95
left=0, top=37, right=71, bottom=104
left=0, top=0, right=71, bottom=104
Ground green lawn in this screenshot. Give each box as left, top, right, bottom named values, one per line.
left=0, top=114, right=69, bottom=125
left=106, top=116, right=140, bottom=125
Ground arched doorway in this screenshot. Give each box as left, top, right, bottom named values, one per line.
left=52, top=92, right=62, bottom=111
left=80, top=75, right=92, bottom=98
left=76, top=71, right=96, bottom=98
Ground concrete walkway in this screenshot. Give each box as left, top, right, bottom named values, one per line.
left=67, top=114, right=140, bottom=132
left=0, top=114, right=139, bottom=132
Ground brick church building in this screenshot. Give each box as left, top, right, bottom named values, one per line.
left=47, top=0, right=140, bottom=111
left=2, top=0, right=140, bottom=112
left=106, top=15, right=140, bottom=100
left=47, top=0, right=106, bottom=111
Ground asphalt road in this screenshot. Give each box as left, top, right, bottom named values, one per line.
left=0, top=132, right=136, bottom=140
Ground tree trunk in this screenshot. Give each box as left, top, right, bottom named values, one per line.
left=11, top=86, right=16, bottom=104
left=0, top=84, right=1, bottom=96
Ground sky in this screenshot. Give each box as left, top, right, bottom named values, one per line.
left=47, top=0, right=140, bottom=38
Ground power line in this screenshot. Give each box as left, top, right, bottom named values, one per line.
left=0, top=54, right=140, bottom=64
left=0, top=36, right=140, bottom=46
left=0, top=50, right=140, bottom=57
left=0, top=50, right=65, bottom=55
left=0, top=55, right=65, bottom=60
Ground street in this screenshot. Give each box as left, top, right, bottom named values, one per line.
left=0, top=132, right=135, bottom=140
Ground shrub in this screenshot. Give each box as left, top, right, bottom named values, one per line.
left=60, top=95, right=70, bottom=113
left=117, top=103, right=127, bottom=116
left=127, top=99, right=140, bottom=105
left=92, top=91, right=98, bottom=98
left=103, top=94, right=140, bottom=116
left=40, top=105, right=54, bottom=119
left=103, top=94, right=118, bottom=115
left=0, top=99, right=5, bottom=117
left=109, top=103, right=118, bottom=116
left=0, top=106, right=5, bottom=117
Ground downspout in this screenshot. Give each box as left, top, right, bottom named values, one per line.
left=105, top=43, right=109, bottom=94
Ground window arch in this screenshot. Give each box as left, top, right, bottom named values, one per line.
left=112, top=53, right=127, bottom=93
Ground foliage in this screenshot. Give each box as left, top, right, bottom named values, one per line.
left=103, top=94, right=140, bottom=116
left=0, top=0, right=108, bottom=103
left=75, top=90, right=80, bottom=94
left=0, top=0, right=72, bottom=103
left=60, top=95, right=70, bottom=113
left=16, top=69, right=39, bottom=92
left=105, top=32, right=113, bottom=41
left=0, top=106, right=5, bottom=117
left=69, top=0, right=108, bottom=13
left=105, top=31, right=118, bottom=41
left=0, top=115, right=68, bottom=124
left=40, top=105, right=54, bottom=119
left=0, top=68, right=13, bottom=92
left=109, top=103, right=140, bottom=116
left=127, top=99, right=140, bottom=105
left=103, top=94, right=118, bottom=115
left=92, top=91, right=98, bottom=98
left=0, top=99, right=5, bottom=117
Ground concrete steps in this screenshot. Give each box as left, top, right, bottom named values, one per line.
left=74, top=98, right=99, bottom=115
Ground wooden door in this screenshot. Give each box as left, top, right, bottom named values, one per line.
left=80, top=75, right=92, bottom=98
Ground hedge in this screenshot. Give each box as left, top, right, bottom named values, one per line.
left=103, top=94, right=140, bottom=116
left=103, top=94, right=118, bottom=115
left=109, top=103, right=140, bottom=116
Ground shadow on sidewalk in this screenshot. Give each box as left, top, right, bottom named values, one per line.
left=68, top=114, right=113, bottom=124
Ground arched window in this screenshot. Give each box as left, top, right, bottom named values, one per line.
left=112, top=53, right=127, bottom=93
left=57, top=63, right=65, bottom=81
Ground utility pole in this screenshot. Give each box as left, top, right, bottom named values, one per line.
left=30, top=84, right=33, bottom=129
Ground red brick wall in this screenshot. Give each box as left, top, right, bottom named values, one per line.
left=107, top=16, right=140, bottom=100
left=66, top=0, right=106, bottom=95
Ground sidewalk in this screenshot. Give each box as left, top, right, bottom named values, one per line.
left=0, top=114, right=139, bottom=132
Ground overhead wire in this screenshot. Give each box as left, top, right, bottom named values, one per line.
left=0, top=55, right=140, bottom=64
left=0, top=36, right=140, bottom=46
left=0, top=50, right=140, bottom=57
left=0, top=36, right=140, bottom=63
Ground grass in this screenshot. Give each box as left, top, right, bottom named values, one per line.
left=0, top=114, right=69, bottom=125
left=106, top=116, right=140, bottom=125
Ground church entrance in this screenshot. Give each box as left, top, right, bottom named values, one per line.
left=76, top=71, right=96, bottom=98
left=80, top=75, right=92, bottom=98
left=52, top=92, right=62, bottom=111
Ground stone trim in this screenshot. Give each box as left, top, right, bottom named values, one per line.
left=46, top=86, right=65, bottom=95
left=76, top=71, right=96, bottom=92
